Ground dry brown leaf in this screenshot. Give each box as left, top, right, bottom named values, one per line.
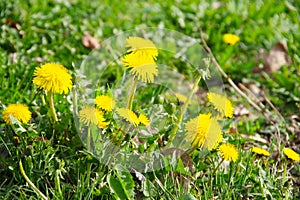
left=5, top=18, right=21, bottom=30
left=234, top=104, right=250, bottom=117
left=241, top=134, right=268, bottom=144
left=254, top=41, right=292, bottom=74
left=161, top=147, right=195, bottom=175
left=82, top=33, right=100, bottom=49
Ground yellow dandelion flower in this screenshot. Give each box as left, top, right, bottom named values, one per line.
left=116, top=108, right=140, bottom=126
left=251, top=147, right=270, bottom=157
left=185, top=113, right=222, bottom=150
left=212, top=134, right=223, bottom=150
left=218, top=143, right=239, bottom=162
left=32, top=63, right=72, bottom=94
left=223, top=33, right=240, bottom=45
left=2, top=103, right=31, bottom=125
left=125, top=36, right=158, bottom=59
left=175, top=93, right=187, bottom=103
left=207, top=92, right=234, bottom=118
left=122, top=53, right=158, bottom=83
left=94, top=95, right=115, bottom=112
left=138, top=113, right=150, bottom=126
left=283, top=148, right=300, bottom=162
left=79, top=106, right=109, bottom=128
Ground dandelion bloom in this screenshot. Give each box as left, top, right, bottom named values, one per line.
left=175, top=93, right=187, bottom=103
left=223, top=33, right=240, bottom=45
left=138, top=113, right=150, bottom=126
left=125, top=36, right=158, bottom=59
left=207, top=93, right=234, bottom=118
left=122, top=53, right=158, bottom=83
left=33, top=63, right=72, bottom=94
left=79, top=106, right=109, bottom=128
left=3, top=103, right=31, bottom=125
left=218, top=143, right=239, bottom=162
left=185, top=113, right=222, bottom=150
left=251, top=147, right=270, bottom=157
left=283, top=148, right=300, bottom=162
left=116, top=108, right=140, bottom=126
left=94, top=95, right=115, bottom=112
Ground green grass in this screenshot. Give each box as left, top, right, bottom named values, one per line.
left=1, top=0, right=299, bottom=199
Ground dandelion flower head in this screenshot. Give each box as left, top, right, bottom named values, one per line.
left=33, top=63, right=72, bottom=94
left=207, top=92, right=234, bottom=118
left=138, top=113, right=150, bottom=126
left=125, top=36, right=158, bottom=59
left=3, top=103, right=31, bottom=125
left=116, top=108, right=140, bottom=126
left=185, top=113, right=222, bottom=150
left=218, top=143, right=239, bottom=162
left=175, top=93, right=187, bottom=103
left=283, top=148, right=300, bottom=162
left=251, top=147, right=270, bottom=157
left=79, top=106, right=109, bottom=128
left=94, top=95, right=115, bottom=112
left=223, top=33, right=240, bottom=45
left=122, top=52, right=158, bottom=83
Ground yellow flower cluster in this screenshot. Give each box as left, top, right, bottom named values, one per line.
left=185, top=114, right=222, bottom=150
left=79, top=106, right=109, bottom=128
left=175, top=93, right=187, bottom=103
left=207, top=92, right=234, bottom=118
left=33, top=63, right=72, bottom=94
left=218, top=143, right=239, bottom=162
left=122, top=37, right=158, bottom=83
left=116, top=108, right=150, bottom=127
left=251, top=147, right=270, bottom=157
left=284, top=148, right=300, bottom=162
left=223, top=33, right=240, bottom=45
left=94, top=95, right=115, bottom=112
left=125, top=36, right=158, bottom=59
left=2, top=104, right=31, bottom=125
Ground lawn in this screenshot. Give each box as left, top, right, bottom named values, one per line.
left=0, top=0, right=299, bottom=199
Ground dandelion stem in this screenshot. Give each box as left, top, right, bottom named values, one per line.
left=187, top=146, right=197, bottom=155
left=48, top=92, right=58, bottom=122
left=127, top=77, right=138, bottom=110
left=87, top=126, right=91, bottom=152
left=167, top=75, right=201, bottom=146
left=19, top=160, right=48, bottom=200
left=212, top=158, right=224, bottom=175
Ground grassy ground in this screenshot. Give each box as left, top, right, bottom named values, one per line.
left=0, top=0, right=299, bottom=199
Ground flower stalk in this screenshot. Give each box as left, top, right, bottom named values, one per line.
left=127, top=77, right=138, bottom=110
left=19, top=160, right=48, bottom=200
left=48, top=92, right=58, bottom=122
left=168, top=75, right=202, bottom=146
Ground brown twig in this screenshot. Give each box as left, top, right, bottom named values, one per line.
left=199, top=31, right=262, bottom=112
left=200, top=30, right=285, bottom=124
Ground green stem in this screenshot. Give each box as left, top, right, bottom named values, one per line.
left=187, top=146, right=197, bottom=155
left=48, top=91, right=58, bottom=122
left=55, top=170, right=63, bottom=199
left=87, top=126, right=91, bottom=152
left=167, top=75, right=202, bottom=146
left=127, top=77, right=138, bottom=110
left=19, top=160, right=48, bottom=200
left=208, top=158, right=224, bottom=187
left=212, top=158, right=224, bottom=175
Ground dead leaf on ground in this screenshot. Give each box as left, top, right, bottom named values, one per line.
left=82, top=33, right=100, bottom=49
left=234, top=104, right=250, bottom=117
left=241, top=134, right=268, bottom=144
left=161, top=147, right=195, bottom=175
left=5, top=18, right=21, bottom=30
left=253, top=41, right=292, bottom=74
